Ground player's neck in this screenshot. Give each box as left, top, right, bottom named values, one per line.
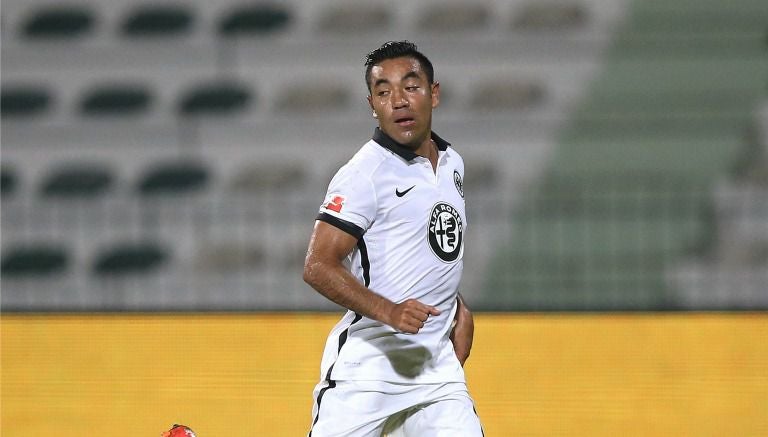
left=414, top=138, right=439, bottom=172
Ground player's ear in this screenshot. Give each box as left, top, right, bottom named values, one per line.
left=431, top=82, right=440, bottom=109
left=367, top=95, right=377, bottom=118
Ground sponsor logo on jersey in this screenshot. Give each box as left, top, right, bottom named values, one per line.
left=395, top=185, right=415, bottom=197
left=427, top=202, right=463, bottom=262
left=324, top=194, right=346, bottom=213
left=453, top=170, right=464, bottom=198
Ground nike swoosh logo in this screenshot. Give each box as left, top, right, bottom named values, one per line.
left=395, top=185, right=415, bottom=197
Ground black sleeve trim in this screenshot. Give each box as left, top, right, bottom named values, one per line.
left=316, top=212, right=365, bottom=240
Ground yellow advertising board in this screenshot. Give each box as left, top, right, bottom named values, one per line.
left=2, top=313, right=766, bottom=436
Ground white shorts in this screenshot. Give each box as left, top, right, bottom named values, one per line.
left=308, top=380, right=484, bottom=437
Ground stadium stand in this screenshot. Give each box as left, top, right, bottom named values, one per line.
left=481, top=0, right=768, bottom=310
left=1, top=0, right=765, bottom=311
left=667, top=99, right=768, bottom=309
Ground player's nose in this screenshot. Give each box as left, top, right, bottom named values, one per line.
left=391, top=89, right=409, bottom=109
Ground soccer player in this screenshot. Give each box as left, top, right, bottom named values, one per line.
left=303, top=41, right=484, bottom=436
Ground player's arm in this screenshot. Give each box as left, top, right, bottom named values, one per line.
left=450, top=293, right=474, bottom=366
left=303, top=220, right=440, bottom=334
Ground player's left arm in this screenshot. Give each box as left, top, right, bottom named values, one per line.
left=450, top=293, right=474, bottom=366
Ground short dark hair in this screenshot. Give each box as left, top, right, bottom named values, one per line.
left=364, top=41, right=434, bottom=93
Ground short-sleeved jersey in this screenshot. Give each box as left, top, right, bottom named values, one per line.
left=315, top=128, right=467, bottom=384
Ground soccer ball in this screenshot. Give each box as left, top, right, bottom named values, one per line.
left=161, top=424, right=196, bottom=437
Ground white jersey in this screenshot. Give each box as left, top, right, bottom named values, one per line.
left=315, top=128, right=467, bottom=384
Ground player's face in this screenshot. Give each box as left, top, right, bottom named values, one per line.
left=367, top=57, right=440, bottom=151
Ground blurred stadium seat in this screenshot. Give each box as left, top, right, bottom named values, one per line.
left=418, top=3, right=490, bottom=33
left=1, top=166, right=19, bottom=197
left=79, top=83, right=153, bottom=117
left=20, top=5, right=95, bottom=39
left=120, top=5, right=195, bottom=38
left=92, top=241, right=168, bottom=276
left=469, top=78, right=547, bottom=111
left=217, top=4, right=292, bottom=37
left=512, top=2, right=589, bottom=30
left=177, top=80, right=252, bottom=116
left=2, top=244, right=69, bottom=277
left=317, top=4, right=391, bottom=34
left=136, top=161, right=210, bottom=196
left=1, top=84, right=53, bottom=118
left=40, top=163, right=114, bottom=198
left=273, top=81, right=350, bottom=114
left=229, top=161, right=308, bottom=192
left=193, top=240, right=266, bottom=273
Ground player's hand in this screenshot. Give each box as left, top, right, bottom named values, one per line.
left=450, top=295, right=474, bottom=366
left=388, top=298, right=441, bottom=334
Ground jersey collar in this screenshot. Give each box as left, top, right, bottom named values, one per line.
left=372, top=128, right=450, bottom=162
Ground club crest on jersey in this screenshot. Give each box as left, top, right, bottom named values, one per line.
left=453, top=170, right=464, bottom=198
left=323, top=194, right=346, bottom=213
left=427, top=202, right=463, bottom=262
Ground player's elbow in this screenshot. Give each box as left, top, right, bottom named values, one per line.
left=302, top=258, right=323, bottom=289
left=302, top=262, right=314, bottom=286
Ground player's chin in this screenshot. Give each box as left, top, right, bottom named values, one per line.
left=389, top=129, right=420, bottom=148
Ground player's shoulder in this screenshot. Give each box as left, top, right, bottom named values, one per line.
left=447, top=145, right=464, bottom=159
left=445, top=145, right=465, bottom=170
left=345, top=140, right=389, bottom=172
left=329, top=140, right=386, bottom=183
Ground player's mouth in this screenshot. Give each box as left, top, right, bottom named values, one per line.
left=394, top=116, right=416, bottom=127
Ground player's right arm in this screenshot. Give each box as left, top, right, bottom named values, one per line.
left=303, top=220, right=440, bottom=334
